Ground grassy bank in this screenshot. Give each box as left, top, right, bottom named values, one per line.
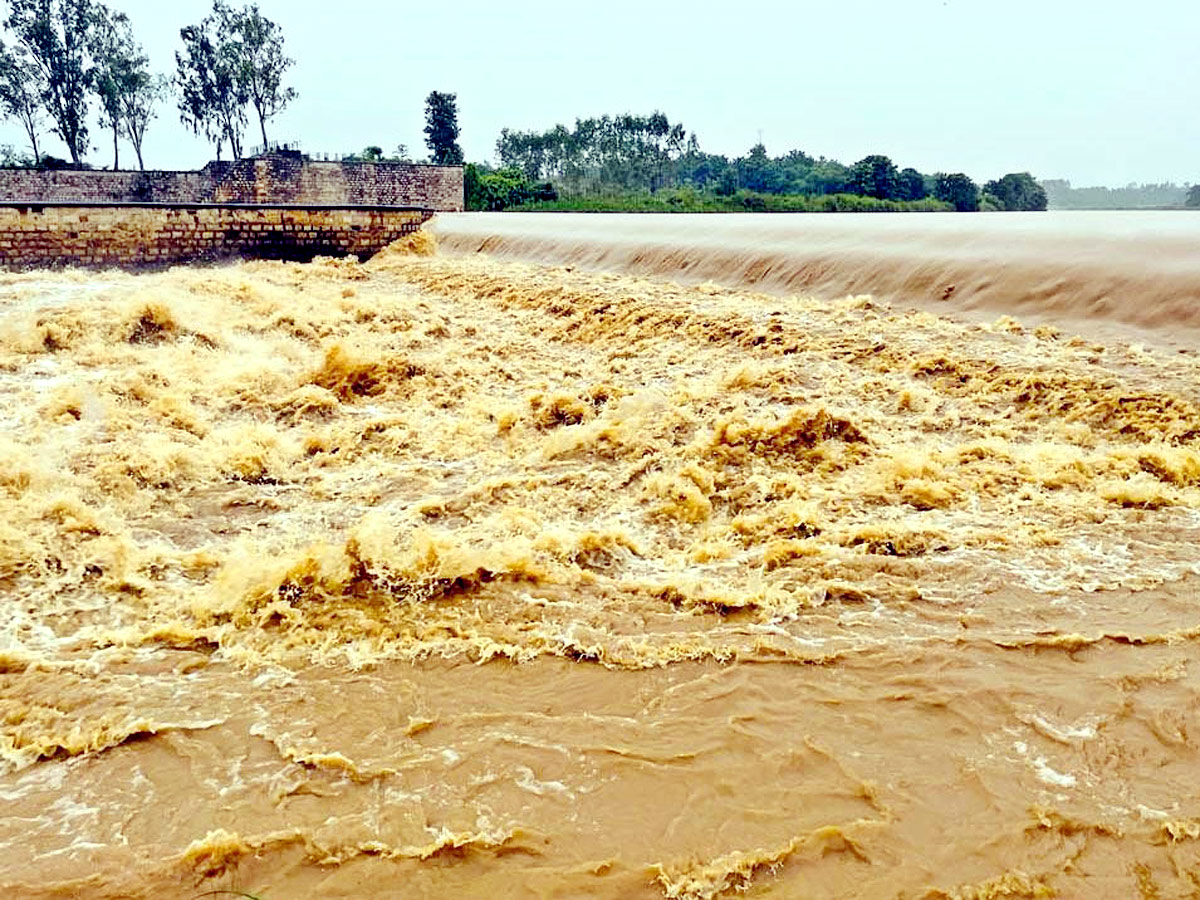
left=510, top=188, right=953, bottom=213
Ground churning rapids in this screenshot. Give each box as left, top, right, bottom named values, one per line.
left=2, top=212, right=1200, bottom=899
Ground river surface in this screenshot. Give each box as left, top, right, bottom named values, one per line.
left=2, top=215, right=1199, bottom=898
left=432, top=210, right=1200, bottom=344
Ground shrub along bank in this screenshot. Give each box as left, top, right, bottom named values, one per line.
left=510, top=189, right=952, bottom=213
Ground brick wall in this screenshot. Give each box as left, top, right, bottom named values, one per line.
left=0, top=154, right=463, bottom=211
left=0, top=204, right=432, bottom=269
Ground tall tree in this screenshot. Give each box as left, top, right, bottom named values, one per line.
left=176, top=6, right=247, bottom=159
left=424, top=91, right=462, bottom=165
left=224, top=3, right=295, bottom=147
left=89, top=8, right=142, bottom=169
left=1187, top=185, right=1200, bottom=209
left=933, top=173, right=980, bottom=212
left=0, top=41, right=46, bottom=161
left=5, top=0, right=103, bottom=166
left=738, top=143, right=775, bottom=192
left=121, top=71, right=166, bottom=171
left=850, top=155, right=900, bottom=199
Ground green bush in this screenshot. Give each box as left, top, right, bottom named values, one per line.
left=979, top=192, right=1003, bottom=212
left=465, top=166, right=559, bottom=211
left=983, top=172, right=1047, bottom=211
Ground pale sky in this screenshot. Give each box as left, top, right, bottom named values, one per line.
left=1, top=0, right=1196, bottom=186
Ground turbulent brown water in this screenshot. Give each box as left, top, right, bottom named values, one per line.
left=432, top=211, right=1200, bottom=344
left=2, top=215, right=1200, bottom=898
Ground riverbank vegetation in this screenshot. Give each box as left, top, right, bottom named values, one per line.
left=489, top=184, right=952, bottom=213
left=467, top=111, right=1046, bottom=213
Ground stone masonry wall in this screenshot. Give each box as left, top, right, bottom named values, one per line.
left=210, top=157, right=464, bottom=210
left=0, top=205, right=431, bottom=269
left=0, top=168, right=217, bottom=203
left=0, top=155, right=463, bottom=210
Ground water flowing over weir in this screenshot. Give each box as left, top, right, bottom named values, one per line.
left=2, top=222, right=1200, bottom=898
left=430, top=211, right=1200, bottom=341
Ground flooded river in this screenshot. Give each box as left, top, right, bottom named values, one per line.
left=432, top=211, right=1200, bottom=342
left=2, top=213, right=1199, bottom=898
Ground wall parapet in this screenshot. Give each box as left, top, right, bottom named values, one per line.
left=0, top=201, right=432, bottom=212
left=0, top=153, right=464, bottom=211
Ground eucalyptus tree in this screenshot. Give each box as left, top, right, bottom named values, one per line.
left=0, top=41, right=46, bottom=162
left=497, top=112, right=692, bottom=194
left=122, top=72, right=167, bottom=170
left=176, top=2, right=296, bottom=159
left=89, top=8, right=144, bottom=169
left=5, top=0, right=104, bottom=165
left=176, top=7, right=247, bottom=159
left=224, top=3, right=295, bottom=147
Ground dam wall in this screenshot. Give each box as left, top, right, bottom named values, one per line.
left=0, top=155, right=464, bottom=210
left=0, top=153, right=460, bottom=267
left=207, top=157, right=463, bottom=209
left=0, top=168, right=214, bottom=203
left=0, top=203, right=430, bottom=268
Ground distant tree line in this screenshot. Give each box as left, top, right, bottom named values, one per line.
left=0, top=0, right=295, bottom=170
left=1040, top=180, right=1193, bottom=210
left=486, top=112, right=1047, bottom=213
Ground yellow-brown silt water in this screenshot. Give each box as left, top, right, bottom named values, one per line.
left=2, top=213, right=1200, bottom=899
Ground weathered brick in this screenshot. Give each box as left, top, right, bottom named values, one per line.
left=0, top=205, right=428, bottom=268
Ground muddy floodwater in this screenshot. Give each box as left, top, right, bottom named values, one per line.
left=2, top=213, right=1200, bottom=898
